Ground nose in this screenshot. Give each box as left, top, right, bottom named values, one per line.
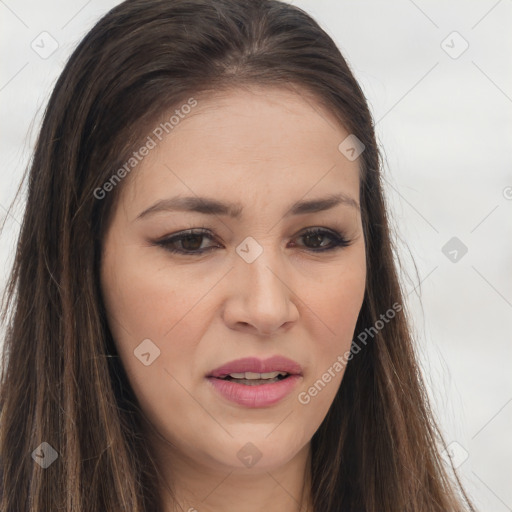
left=221, top=244, right=300, bottom=337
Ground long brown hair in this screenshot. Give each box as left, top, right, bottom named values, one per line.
left=0, top=0, right=476, bottom=510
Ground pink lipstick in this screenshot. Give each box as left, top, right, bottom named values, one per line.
left=206, top=356, right=303, bottom=408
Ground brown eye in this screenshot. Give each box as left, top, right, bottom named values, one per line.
left=155, top=229, right=218, bottom=255
left=154, top=227, right=351, bottom=256
left=291, top=228, right=351, bottom=252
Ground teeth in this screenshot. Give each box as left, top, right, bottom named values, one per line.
left=227, top=371, right=288, bottom=379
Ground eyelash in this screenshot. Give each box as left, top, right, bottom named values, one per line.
left=153, top=226, right=352, bottom=256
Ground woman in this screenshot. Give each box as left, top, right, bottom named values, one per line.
left=0, top=0, right=476, bottom=510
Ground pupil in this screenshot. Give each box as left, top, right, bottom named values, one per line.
left=182, top=235, right=202, bottom=251
left=305, top=233, right=322, bottom=248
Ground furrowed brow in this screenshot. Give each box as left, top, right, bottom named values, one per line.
left=135, top=193, right=359, bottom=221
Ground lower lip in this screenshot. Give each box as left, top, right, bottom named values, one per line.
left=206, top=375, right=302, bottom=408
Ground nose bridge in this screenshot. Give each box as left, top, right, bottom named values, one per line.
left=227, top=235, right=298, bottom=334
left=237, top=235, right=287, bottom=302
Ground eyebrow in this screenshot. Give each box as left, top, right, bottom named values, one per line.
left=135, top=192, right=360, bottom=221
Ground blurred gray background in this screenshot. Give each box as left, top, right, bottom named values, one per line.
left=1, top=1, right=511, bottom=510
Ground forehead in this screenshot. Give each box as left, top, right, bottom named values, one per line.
left=122, top=85, right=361, bottom=213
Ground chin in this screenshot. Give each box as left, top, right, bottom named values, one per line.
left=203, top=429, right=308, bottom=473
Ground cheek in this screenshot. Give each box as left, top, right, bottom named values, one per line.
left=306, top=252, right=366, bottom=345
left=100, top=251, right=211, bottom=429
left=319, top=276, right=365, bottom=335
left=299, top=251, right=365, bottom=398
left=102, top=246, right=205, bottom=341
left=100, top=246, right=214, bottom=403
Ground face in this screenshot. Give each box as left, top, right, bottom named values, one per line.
left=100, top=86, right=366, bottom=476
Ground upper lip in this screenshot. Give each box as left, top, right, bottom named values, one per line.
left=207, top=356, right=303, bottom=378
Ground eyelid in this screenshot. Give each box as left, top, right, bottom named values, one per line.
left=152, top=225, right=352, bottom=255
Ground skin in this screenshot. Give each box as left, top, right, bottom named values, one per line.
left=100, top=85, right=366, bottom=512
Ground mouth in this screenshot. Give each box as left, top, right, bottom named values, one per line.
left=213, top=370, right=291, bottom=386
left=207, top=355, right=302, bottom=381
left=206, top=356, right=303, bottom=407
